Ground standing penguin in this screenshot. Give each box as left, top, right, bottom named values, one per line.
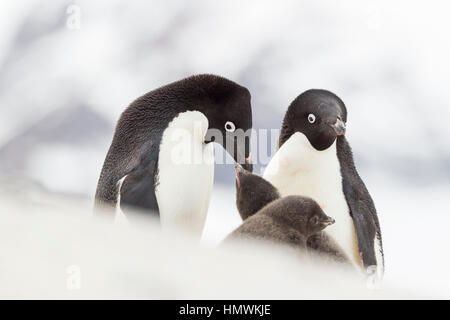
left=263, top=89, right=384, bottom=280
left=95, top=74, right=252, bottom=235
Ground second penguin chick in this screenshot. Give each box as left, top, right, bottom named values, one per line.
left=235, top=165, right=280, bottom=220
left=227, top=195, right=335, bottom=249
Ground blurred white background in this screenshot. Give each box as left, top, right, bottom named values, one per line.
left=0, top=0, right=449, bottom=298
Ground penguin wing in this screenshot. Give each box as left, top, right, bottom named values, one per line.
left=120, top=142, right=160, bottom=217
left=342, top=177, right=380, bottom=268
left=337, top=137, right=384, bottom=271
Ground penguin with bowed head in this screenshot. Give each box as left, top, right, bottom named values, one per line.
left=262, top=89, right=384, bottom=280
left=95, top=74, right=252, bottom=236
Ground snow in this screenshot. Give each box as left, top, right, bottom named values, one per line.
left=0, top=191, right=417, bottom=299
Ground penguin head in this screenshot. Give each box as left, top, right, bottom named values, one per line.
left=234, top=164, right=280, bottom=220
left=281, top=196, right=335, bottom=236
left=196, top=75, right=253, bottom=171
left=305, top=200, right=336, bottom=235
left=279, top=89, right=347, bottom=151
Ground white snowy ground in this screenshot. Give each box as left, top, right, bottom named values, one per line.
left=1, top=168, right=448, bottom=299
left=0, top=188, right=429, bottom=299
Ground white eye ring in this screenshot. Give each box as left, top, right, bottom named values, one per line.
left=225, top=121, right=236, bottom=132
left=308, top=114, right=316, bottom=124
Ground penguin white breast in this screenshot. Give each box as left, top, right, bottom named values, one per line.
left=263, top=132, right=359, bottom=267
left=156, top=111, right=215, bottom=237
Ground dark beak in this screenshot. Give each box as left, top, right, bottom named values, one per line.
left=225, top=133, right=253, bottom=172
left=243, top=154, right=252, bottom=172
left=329, top=118, right=346, bottom=136
left=320, top=216, right=335, bottom=227
left=235, top=163, right=246, bottom=175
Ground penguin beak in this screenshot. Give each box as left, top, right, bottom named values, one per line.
left=225, top=133, right=253, bottom=172
left=320, top=216, right=335, bottom=227
left=235, top=164, right=248, bottom=188
left=235, top=163, right=246, bottom=174
left=243, top=153, right=253, bottom=172
left=329, top=118, right=346, bottom=136
left=235, top=165, right=242, bottom=188
left=235, top=163, right=252, bottom=189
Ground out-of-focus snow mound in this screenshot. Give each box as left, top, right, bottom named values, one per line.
left=0, top=189, right=416, bottom=299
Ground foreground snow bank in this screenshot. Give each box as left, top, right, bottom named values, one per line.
left=0, top=189, right=419, bottom=299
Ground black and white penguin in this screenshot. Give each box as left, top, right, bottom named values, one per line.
left=95, top=74, right=252, bottom=235
left=234, top=164, right=349, bottom=264
left=226, top=194, right=336, bottom=250
left=263, top=89, right=384, bottom=280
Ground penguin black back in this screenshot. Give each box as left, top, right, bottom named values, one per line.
left=95, top=74, right=252, bottom=217
left=235, top=165, right=280, bottom=220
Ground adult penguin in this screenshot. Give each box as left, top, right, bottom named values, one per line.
left=263, top=89, right=384, bottom=281
left=95, top=74, right=252, bottom=235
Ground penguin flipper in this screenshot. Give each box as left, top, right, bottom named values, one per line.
left=337, top=137, right=384, bottom=272
left=344, top=192, right=378, bottom=267
left=120, top=157, right=160, bottom=218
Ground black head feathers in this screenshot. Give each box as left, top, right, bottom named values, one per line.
left=279, top=89, right=347, bottom=151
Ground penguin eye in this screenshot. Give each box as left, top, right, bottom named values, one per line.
left=310, top=216, right=319, bottom=226
left=308, top=114, right=316, bottom=124
left=225, top=121, right=236, bottom=132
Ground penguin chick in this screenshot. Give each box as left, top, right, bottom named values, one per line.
left=307, top=232, right=351, bottom=264
left=226, top=195, right=335, bottom=250
left=235, top=164, right=280, bottom=220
